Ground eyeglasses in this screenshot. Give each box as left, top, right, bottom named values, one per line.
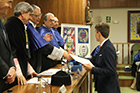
left=34, top=14, right=42, bottom=17
left=49, top=19, right=55, bottom=22
left=54, top=21, right=58, bottom=23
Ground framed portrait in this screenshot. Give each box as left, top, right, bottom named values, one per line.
left=128, top=11, right=140, bottom=43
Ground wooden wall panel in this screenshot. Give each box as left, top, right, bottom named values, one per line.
left=69, top=0, right=82, bottom=24
left=110, top=0, right=120, bottom=7
left=90, top=0, right=98, bottom=8
left=126, top=0, right=137, bottom=7
left=58, top=0, right=69, bottom=24
left=137, top=0, right=140, bottom=7
left=90, top=0, right=140, bottom=8
left=5, top=0, right=140, bottom=25
left=26, top=0, right=87, bottom=25
left=6, top=0, right=87, bottom=25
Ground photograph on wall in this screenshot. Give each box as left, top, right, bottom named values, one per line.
left=62, top=26, right=75, bottom=54
left=78, top=45, right=89, bottom=57
left=78, top=28, right=89, bottom=43
left=128, top=11, right=140, bottom=43
left=61, top=24, right=90, bottom=57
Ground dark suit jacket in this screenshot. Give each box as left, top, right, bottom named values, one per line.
left=0, top=21, right=15, bottom=92
left=89, top=39, right=120, bottom=93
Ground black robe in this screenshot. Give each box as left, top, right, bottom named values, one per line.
left=5, top=16, right=30, bottom=79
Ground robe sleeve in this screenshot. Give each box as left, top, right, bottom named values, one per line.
left=14, top=58, right=23, bottom=76
left=27, top=62, right=35, bottom=75
left=47, top=47, right=64, bottom=60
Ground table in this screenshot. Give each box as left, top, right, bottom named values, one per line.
left=4, top=64, right=92, bottom=93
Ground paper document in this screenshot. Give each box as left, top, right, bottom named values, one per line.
left=39, top=69, right=61, bottom=75
left=70, top=54, right=94, bottom=67
left=27, top=77, right=51, bottom=84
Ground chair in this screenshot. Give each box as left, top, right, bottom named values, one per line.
left=131, top=43, right=140, bottom=64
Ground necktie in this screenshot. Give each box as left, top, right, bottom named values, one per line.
left=24, top=30, right=29, bottom=49
left=99, top=46, right=101, bottom=51
left=24, top=29, right=31, bottom=59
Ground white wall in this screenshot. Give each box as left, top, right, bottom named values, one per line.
left=90, top=8, right=139, bottom=64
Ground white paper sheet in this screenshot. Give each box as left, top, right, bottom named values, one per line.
left=70, top=54, right=94, bottom=67
left=27, top=77, right=51, bottom=84
left=39, top=69, right=61, bottom=75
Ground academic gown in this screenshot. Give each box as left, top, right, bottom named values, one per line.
left=0, top=20, right=15, bottom=92
left=26, top=22, right=53, bottom=73
left=5, top=16, right=30, bottom=79
left=37, top=26, right=62, bottom=71
left=51, top=28, right=65, bottom=48
left=37, top=26, right=60, bottom=48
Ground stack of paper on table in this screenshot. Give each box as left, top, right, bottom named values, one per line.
left=39, top=69, right=61, bottom=76
left=27, top=77, right=51, bottom=84
left=70, top=54, right=94, bottom=67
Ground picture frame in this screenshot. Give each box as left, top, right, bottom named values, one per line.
left=61, top=23, right=90, bottom=57
left=128, top=11, right=140, bottom=43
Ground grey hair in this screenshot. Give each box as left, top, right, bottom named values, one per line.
left=44, top=13, right=54, bottom=21
left=14, top=1, right=34, bottom=17
left=54, top=16, right=58, bottom=20
left=31, top=4, right=41, bottom=11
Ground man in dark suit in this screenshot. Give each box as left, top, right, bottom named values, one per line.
left=84, top=22, right=120, bottom=93
left=0, top=0, right=16, bottom=92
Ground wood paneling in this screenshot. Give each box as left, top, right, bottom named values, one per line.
left=6, top=0, right=89, bottom=25
left=25, top=0, right=87, bottom=26
left=6, top=0, right=140, bottom=25
left=6, top=0, right=88, bottom=25
left=58, top=0, right=69, bottom=24
left=90, top=0, right=140, bottom=8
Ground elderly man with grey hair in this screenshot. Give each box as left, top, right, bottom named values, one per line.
left=27, top=7, right=72, bottom=72
left=5, top=1, right=38, bottom=86
left=37, top=13, right=72, bottom=71
left=38, top=13, right=55, bottom=41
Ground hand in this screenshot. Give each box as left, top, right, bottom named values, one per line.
left=17, top=75, right=27, bottom=85
left=83, top=64, right=93, bottom=71
left=6, top=68, right=16, bottom=84
left=31, top=72, right=39, bottom=78
left=44, top=33, right=53, bottom=41
left=68, top=51, right=74, bottom=55
left=63, top=51, right=73, bottom=61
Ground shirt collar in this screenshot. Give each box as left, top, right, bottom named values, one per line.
left=43, top=24, right=52, bottom=30
left=29, top=20, right=36, bottom=28
left=43, top=24, right=46, bottom=27
left=100, top=38, right=108, bottom=47
left=24, top=24, right=27, bottom=30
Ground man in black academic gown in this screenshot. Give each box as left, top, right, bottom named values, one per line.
left=5, top=2, right=38, bottom=86
left=0, top=0, right=16, bottom=92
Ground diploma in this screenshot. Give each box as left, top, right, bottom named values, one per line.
left=70, top=54, right=94, bottom=67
